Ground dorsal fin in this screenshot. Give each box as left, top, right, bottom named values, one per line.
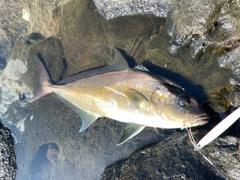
left=57, top=47, right=129, bottom=85
left=109, top=47, right=130, bottom=71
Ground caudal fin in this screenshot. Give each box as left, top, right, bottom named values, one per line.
left=20, top=57, right=52, bottom=105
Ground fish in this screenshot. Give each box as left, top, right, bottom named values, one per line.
left=21, top=47, right=209, bottom=145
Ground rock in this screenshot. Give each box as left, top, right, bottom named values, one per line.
left=218, top=47, right=240, bottom=81
left=46, top=143, right=60, bottom=163
left=1, top=0, right=240, bottom=179
left=0, top=122, right=17, bottom=180
left=93, top=0, right=173, bottom=20
left=101, top=130, right=240, bottom=180
left=0, top=0, right=28, bottom=65
left=208, top=85, right=232, bottom=113
left=229, top=85, right=240, bottom=107
left=94, top=0, right=240, bottom=82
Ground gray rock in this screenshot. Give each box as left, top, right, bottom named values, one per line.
left=229, top=85, right=240, bottom=107
left=101, top=130, right=240, bottom=180
left=94, top=0, right=240, bottom=82
left=1, top=0, right=240, bottom=179
left=218, top=47, right=240, bottom=81
left=93, top=0, right=173, bottom=20
left=0, top=122, right=17, bottom=180
left=0, top=0, right=28, bottom=69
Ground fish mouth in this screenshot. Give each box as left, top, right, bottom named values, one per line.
left=191, top=114, right=209, bottom=126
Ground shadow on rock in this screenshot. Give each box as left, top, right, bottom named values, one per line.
left=30, top=142, right=59, bottom=180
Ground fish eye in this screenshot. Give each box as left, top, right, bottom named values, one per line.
left=178, top=97, right=190, bottom=107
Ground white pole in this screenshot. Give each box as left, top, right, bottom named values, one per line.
left=196, top=107, right=240, bottom=150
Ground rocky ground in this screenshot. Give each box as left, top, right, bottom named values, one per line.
left=101, top=129, right=240, bottom=180
left=0, top=122, right=17, bottom=180
left=0, top=0, right=239, bottom=179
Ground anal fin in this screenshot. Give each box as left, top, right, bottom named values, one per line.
left=56, top=94, right=99, bottom=132
left=117, top=123, right=145, bottom=146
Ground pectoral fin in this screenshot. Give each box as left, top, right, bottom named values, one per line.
left=117, top=123, right=145, bottom=146
left=56, top=94, right=99, bottom=132
left=125, top=89, right=149, bottom=108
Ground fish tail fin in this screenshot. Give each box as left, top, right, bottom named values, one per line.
left=20, top=57, right=52, bottom=105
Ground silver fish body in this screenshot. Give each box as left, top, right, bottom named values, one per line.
left=22, top=48, right=208, bottom=145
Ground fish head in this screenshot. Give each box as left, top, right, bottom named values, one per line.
left=152, top=83, right=209, bottom=128
left=176, top=95, right=209, bottom=127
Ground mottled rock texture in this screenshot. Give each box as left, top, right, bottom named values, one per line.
left=94, top=0, right=240, bottom=82
left=101, top=130, right=240, bottom=180
left=0, top=122, right=17, bottom=180
left=0, top=0, right=240, bottom=180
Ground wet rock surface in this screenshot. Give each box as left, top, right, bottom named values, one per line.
left=229, top=85, right=240, bottom=107
left=0, top=0, right=28, bottom=70
left=101, top=130, right=240, bottom=180
left=0, top=122, right=17, bottom=180
left=93, top=0, right=173, bottom=20
left=0, top=0, right=240, bottom=180
left=94, top=0, right=240, bottom=83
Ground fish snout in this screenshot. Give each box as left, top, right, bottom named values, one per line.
left=186, top=112, right=209, bottom=127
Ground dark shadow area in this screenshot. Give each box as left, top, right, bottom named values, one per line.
left=117, top=48, right=137, bottom=68
left=59, top=56, right=68, bottom=81
left=37, top=52, right=68, bottom=84
left=37, top=38, right=68, bottom=84
left=24, top=33, right=45, bottom=46
left=146, top=61, right=205, bottom=100
left=29, top=142, right=59, bottom=180
left=30, top=143, right=50, bottom=177
left=28, top=33, right=45, bottom=40
left=118, top=48, right=205, bottom=100
left=37, top=52, right=54, bottom=82
left=0, top=55, right=7, bottom=70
